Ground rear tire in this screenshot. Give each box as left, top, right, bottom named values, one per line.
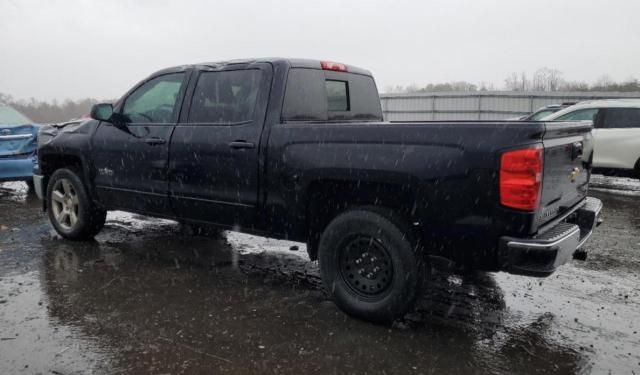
left=47, top=168, right=106, bottom=240
left=318, top=208, right=422, bottom=323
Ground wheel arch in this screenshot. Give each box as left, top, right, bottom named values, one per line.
left=305, top=179, right=420, bottom=260
left=40, top=153, right=98, bottom=207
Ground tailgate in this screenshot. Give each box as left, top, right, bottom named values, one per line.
left=535, top=121, right=592, bottom=228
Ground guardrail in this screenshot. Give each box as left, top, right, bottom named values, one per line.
left=380, top=91, right=640, bottom=121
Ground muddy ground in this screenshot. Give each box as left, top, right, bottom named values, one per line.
left=1, top=178, right=639, bottom=374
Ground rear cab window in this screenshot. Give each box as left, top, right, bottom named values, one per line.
left=282, top=68, right=382, bottom=122
left=326, top=80, right=349, bottom=112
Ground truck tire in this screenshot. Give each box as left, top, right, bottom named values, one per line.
left=47, top=168, right=106, bottom=240
left=318, top=208, right=422, bottom=322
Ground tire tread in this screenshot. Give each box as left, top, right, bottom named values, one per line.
left=47, top=168, right=106, bottom=240
left=318, top=207, right=423, bottom=322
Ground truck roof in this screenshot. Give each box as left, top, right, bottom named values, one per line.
left=153, top=58, right=374, bottom=77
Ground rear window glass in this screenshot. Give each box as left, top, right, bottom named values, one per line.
left=188, top=70, right=262, bottom=124
left=326, top=80, right=349, bottom=111
left=282, top=68, right=382, bottom=122
left=528, top=109, right=556, bottom=120
left=348, top=74, right=383, bottom=121
left=554, top=108, right=598, bottom=121
left=602, top=108, right=640, bottom=128
left=282, top=69, right=327, bottom=121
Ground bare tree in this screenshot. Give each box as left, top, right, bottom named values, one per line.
left=531, top=68, right=564, bottom=91
left=505, top=72, right=520, bottom=91
left=404, top=83, right=420, bottom=93
left=478, top=81, right=496, bottom=91
left=593, top=75, right=614, bottom=89
left=547, top=69, right=562, bottom=91
left=504, top=72, right=530, bottom=91
left=532, top=69, right=545, bottom=91
left=520, top=72, right=529, bottom=91
left=560, top=80, right=590, bottom=91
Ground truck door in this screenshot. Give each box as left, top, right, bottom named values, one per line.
left=168, top=63, right=272, bottom=228
left=91, top=71, right=189, bottom=214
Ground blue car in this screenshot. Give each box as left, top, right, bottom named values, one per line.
left=0, top=104, right=41, bottom=185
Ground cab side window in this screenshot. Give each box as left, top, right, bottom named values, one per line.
left=122, top=73, right=185, bottom=123
left=601, top=108, right=640, bottom=129
left=554, top=108, right=598, bottom=122
left=187, top=70, right=262, bottom=124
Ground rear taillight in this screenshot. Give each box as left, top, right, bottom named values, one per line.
left=500, top=147, right=543, bottom=211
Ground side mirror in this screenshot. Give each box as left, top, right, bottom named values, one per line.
left=90, top=103, right=114, bottom=122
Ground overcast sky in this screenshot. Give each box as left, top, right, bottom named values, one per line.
left=1, top=0, right=639, bottom=101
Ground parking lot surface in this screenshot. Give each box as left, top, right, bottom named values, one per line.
left=1, top=178, right=639, bottom=374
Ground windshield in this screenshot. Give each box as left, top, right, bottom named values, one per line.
left=0, top=105, right=32, bottom=125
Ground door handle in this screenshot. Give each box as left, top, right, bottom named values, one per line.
left=229, top=141, right=255, bottom=149
left=144, top=137, right=166, bottom=145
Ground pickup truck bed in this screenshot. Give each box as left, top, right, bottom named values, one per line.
left=33, top=58, right=602, bottom=322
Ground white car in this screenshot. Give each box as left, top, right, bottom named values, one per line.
left=542, top=99, right=640, bottom=178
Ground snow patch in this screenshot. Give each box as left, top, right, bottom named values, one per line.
left=104, top=210, right=309, bottom=260
left=590, top=174, right=640, bottom=193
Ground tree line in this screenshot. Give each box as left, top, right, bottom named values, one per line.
left=0, top=93, right=100, bottom=123
left=385, top=68, right=640, bottom=94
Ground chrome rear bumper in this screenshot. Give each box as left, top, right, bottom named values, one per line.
left=499, top=197, right=603, bottom=277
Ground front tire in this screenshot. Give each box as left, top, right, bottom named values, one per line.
left=318, top=208, right=422, bottom=323
left=47, top=168, right=106, bottom=240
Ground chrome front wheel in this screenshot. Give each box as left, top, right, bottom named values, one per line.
left=50, top=178, right=80, bottom=231
left=46, top=168, right=106, bottom=240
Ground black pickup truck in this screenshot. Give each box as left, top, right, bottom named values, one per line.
left=33, top=58, right=602, bottom=322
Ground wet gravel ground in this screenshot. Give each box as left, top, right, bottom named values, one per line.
left=1, top=177, right=639, bottom=374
